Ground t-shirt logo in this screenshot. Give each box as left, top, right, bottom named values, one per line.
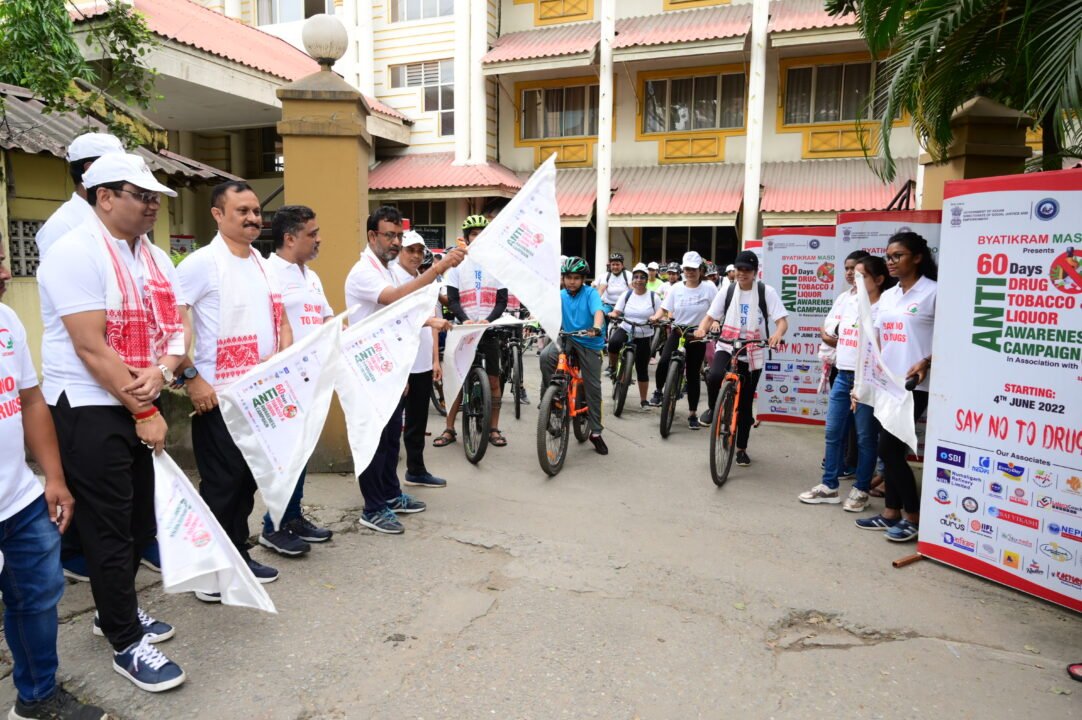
left=0, top=328, right=13, bottom=357
left=906, top=302, right=920, bottom=314
left=739, top=303, right=750, bottom=327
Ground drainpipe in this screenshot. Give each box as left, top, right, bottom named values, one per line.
left=741, top=0, right=769, bottom=245
left=469, top=0, right=488, bottom=164
left=594, top=0, right=614, bottom=276
left=454, top=0, right=471, bottom=164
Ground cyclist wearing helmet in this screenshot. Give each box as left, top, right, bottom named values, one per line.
left=540, top=257, right=608, bottom=455
left=705, top=262, right=720, bottom=287
left=436, top=215, right=511, bottom=449
left=596, top=252, right=630, bottom=335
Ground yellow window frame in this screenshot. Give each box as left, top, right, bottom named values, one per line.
left=514, top=75, right=615, bottom=168
left=514, top=0, right=594, bottom=26
left=663, top=0, right=730, bottom=10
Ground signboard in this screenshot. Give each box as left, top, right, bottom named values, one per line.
left=414, top=225, right=446, bottom=249
left=760, top=227, right=835, bottom=425
left=918, top=169, right=1082, bottom=613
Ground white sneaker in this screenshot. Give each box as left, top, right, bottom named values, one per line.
left=798, top=484, right=841, bottom=504
left=843, top=488, right=870, bottom=513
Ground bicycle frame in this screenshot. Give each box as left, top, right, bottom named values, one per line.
left=718, top=339, right=769, bottom=442
left=555, top=345, right=588, bottom=420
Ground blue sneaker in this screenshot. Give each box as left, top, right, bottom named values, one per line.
left=94, top=608, right=174, bottom=643
left=194, top=591, right=221, bottom=603
left=885, top=519, right=920, bottom=543
left=388, top=494, right=426, bottom=514
left=112, top=637, right=185, bottom=692
left=243, top=555, right=279, bottom=584
left=284, top=516, right=333, bottom=543
left=837, top=467, right=856, bottom=480
left=403, top=472, right=447, bottom=488
left=855, top=514, right=900, bottom=531
left=358, top=508, right=404, bottom=534
left=140, top=541, right=162, bottom=573
left=62, top=555, right=90, bottom=583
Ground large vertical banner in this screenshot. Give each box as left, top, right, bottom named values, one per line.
left=918, top=169, right=1082, bottom=613
left=760, top=227, right=836, bottom=424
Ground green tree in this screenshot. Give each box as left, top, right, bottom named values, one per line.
left=826, top=0, right=1082, bottom=179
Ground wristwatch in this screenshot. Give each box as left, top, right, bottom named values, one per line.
left=159, top=364, right=174, bottom=383
left=182, top=367, right=198, bottom=383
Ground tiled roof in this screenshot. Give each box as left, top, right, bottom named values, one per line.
left=610, top=164, right=744, bottom=216
left=760, top=157, right=917, bottom=213
left=369, top=153, right=523, bottom=193
left=769, top=0, right=857, bottom=33
left=482, top=21, right=599, bottom=64
left=613, top=5, right=753, bottom=49
left=554, top=168, right=599, bottom=219
left=363, top=96, right=411, bottom=123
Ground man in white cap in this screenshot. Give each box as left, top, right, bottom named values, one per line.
left=37, top=153, right=188, bottom=692
left=35, top=132, right=126, bottom=259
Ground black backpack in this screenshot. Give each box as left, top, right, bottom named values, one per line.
left=722, top=282, right=770, bottom=337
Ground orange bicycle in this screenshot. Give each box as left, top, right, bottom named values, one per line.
left=709, top=338, right=770, bottom=487
left=536, top=331, right=594, bottom=476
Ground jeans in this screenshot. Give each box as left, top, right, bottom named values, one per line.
left=262, top=468, right=306, bottom=534
left=0, top=496, right=65, bottom=703
left=357, top=398, right=406, bottom=513
left=821, top=371, right=880, bottom=491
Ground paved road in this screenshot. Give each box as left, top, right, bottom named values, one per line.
left=3, top=362, right=1079, bottom=719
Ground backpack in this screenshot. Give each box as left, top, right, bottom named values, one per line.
left=605, top=270, right=631, bottom=288
left=722, top=282, right=770, bottom=338
left=621, top=288, right=657, bottom=312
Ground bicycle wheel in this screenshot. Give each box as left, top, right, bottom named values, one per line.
left=709, top=379, right=739, bottom=487
left=461, top=367, right=491, bottom=465
left=512, top=344, right=523, bottom=420
left=430, top=379, right=447, bottom=416
left=536, top=383, right=570, bottom=476
left=659, top=358, right=682, bottom=438
left=612, top=346, right=635, bottom=417
left=649, top=326, right=664, bottom=357
left=573, top=409, right=590, bottom=443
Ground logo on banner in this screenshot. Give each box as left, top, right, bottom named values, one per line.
left=988, top=481, right=1005, bottom=499
left=1009, top=487, right=1030, bottom=506
left=961, top=496, right=979, bottom=513
left=1053, top=571, right=1082, bottom=590
left=1064, top=476, right=1082, bottom=496
left=1046, top=522, right=1082, bottom=542
left=1034, top=198, right=1059, bottom=221
left=1001, top=531, right=1035, bottom=549
left=1001, top=550, right=1021, bottom=570
left=809, top=239, right=820, bottom=249
left=934, top=489, right=951, bottom=505
left=969, top=519, right=995, bottom=537
left=1031, top=469, right=1056, bottom=488
left=1025, top=560, right=1045, bottom=576
left=937, top=446, right=966, bottom=468
left=997, top=462, right=1025, bottom=480
left=970, top=456, right=992, bottom=475
left=939, top=512, right=965, bottom=531
left=1049, top=499, right=1081, bottom=517
left=937, top=468, right=952, bottom=483
left=950, top=204, right=963, bottom=227
left=1040, top=542, right=1073, bottom=563
left=941, top=532, right=976, bottom=553
left=978, top=542, right=996, bottom=559
left=988, top=506, right=1040, bottom=530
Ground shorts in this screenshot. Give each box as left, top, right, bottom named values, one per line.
left=477, top=331, right=502, bottom=378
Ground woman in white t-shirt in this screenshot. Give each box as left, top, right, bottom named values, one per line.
left=855, top=233, right=938, bottom=542
left=607, top=263, right=659, bottom=409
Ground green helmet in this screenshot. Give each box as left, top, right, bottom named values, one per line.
left=462, top=214, right=488, bottom=232
left=561, top=256, right=589, bottom=275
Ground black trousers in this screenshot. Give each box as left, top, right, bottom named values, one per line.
left=192, top=407, right=257, bottom=554
left=881, top=390, right=929, bottom=514
left=706, top=352, right=761, bottom=449
left=607, top=330, right=652, bottom=383
left=404, top=371, right=433, bottom=477
left=656, top=331, right=707, bottom=412
left=50, top=393, right=152, bottom=651
left=357, top=397, right=406, bottom=513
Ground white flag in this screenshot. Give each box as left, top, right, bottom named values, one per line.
left=853, top=271, right=918, bottom=452
left=218, top=316, right=343, bottom=530
left=442, top=316, right=526, bottom=405
left=335, top=285, right=440, bottom=473
left=465, top=154, right=562, bottom=341
left=152, top=453, right=276, bottom=613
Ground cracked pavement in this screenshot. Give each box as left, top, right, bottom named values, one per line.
left=1, top=363, right=1079, bottom=719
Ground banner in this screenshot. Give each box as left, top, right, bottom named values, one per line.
left=219, top=316, right=342, bottom=530
left=918, top=169, right=1082, bottom=613
left=466, top=154, right=562, bottom=341
left=152, top=453, right=276, bottom=612
left=759, top=227, right=836, bottom=424
left=835, top=210, right=942, bottom=294
left=336, top=285, right=440, bottom=473
left=441, top=316, right=526, bottom=405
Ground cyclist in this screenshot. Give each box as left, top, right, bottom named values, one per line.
left=645, top=262, right=664, bottom=293
left=540, top=257, right=607, bottom=455
left=648, top=251, right=718, bottom=428
left=607, top=263, right=658, bottom=409
left=596, top=252, right=631, bottom=334
left=435, top=215, right=510, bottom=449
left=696, top=250, right=788, bottom=466
left=705, top=262, right=720, bottom=288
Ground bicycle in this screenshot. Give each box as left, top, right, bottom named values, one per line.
left=430, top=378, right=447, bottom=416
left=536, top=331, right=594, bottom=476
left=709, top=338, right=770, bottom=487
left=460, top=343, right=493, bottom=466
left=610, top=319, right=653, bottom=418
left=492, top=319, right=527, bottom=421
left=658, top=323, right=709, bottom=439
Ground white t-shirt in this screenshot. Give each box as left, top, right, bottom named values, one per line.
left=832, top=291, right=861, bottom=371
left=444, top=256, right=505, bottom=321
left=35, top=193, right=95, bottom=259
left=344, top=247, right=399, bottom=325
left=599, top=270, right=631, bottom=305
left=0, top=304, right=46, bottom=522
left=38, top=225, right=184, bottom=407
left=268, top=253, right=333, bottom=342
left=614, top=289, right=658, bottom=338
left=177, top=244, right=277, bottom=387
left=876, top=276, right=937, bottom=391
left=657, top=281, right=671, bottom=300
left=393, top=263, right=436, bottom=374
left=707, top=283, right=788, bottom=335
left=663, top=281, right=717, bottom=326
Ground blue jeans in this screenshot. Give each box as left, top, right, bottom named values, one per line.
left=263, top=468, right=307, bottom=534
left=0, top=495, right=65, bottom=703
left=821, top=371, right=880, bottom=491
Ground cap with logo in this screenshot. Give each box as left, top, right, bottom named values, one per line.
left=733, top=250, right=758, bottom=271
left=609, top=252, right=624, bottom=262
left=647, top=261, right=659, bottom=270
left=82, top=153, right=178, bottom=197
left=66, top=132, right=125, bottom=162
left=666, top=261, right=680, bottom=273
left=681, top=251, right=704, bottom=269
left=631, top=262, right=648, bottom=275
left=401, top=230, right=426, bottom=247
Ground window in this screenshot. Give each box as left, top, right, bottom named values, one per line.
left=639, top=226, right=738, bottom=266
left=643, top=73, right=745, bottom=134
left=560, top=226, right=597, bottom=270
left=260, top=127, right=284, bottom=173
left=521, top=84, right=600, bottom=140
left=538, top=0, right=592, bottom=23
left=387, top=200, right=447, bottom=247
left=7, top=219, right=44, bottom=277
left=390, top=60, right=455, bottom=136
left=783, top=61, right=886, bottom=125
left=257, top=0, right=332, bottom=25
left=391, top=0, right=454, bottom=23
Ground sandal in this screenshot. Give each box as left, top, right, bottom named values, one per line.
left=432, top=428, right=457, bottom=447
left=869, top=474, right=885, bottom=498
left=489, top=428, right=508, bottom=447
left=1069, top=663, right=1082, bottom=682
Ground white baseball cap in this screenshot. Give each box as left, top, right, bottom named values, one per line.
left=66, top=132, right=125, bottom=162
left=82, top=153, right=177, bottom=197
left=631, top=262, right=648, bottom=275
left=681, top=251, right=703, bottom=269
left=401, top=230, right=426, bottom=247
left=647, top=261, right=659, bottom=270
left=725, top=264, right=736, bottom=273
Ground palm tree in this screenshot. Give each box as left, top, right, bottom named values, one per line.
left=825, top=0, right=1082, bottom=179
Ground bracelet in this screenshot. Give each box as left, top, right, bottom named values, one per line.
left=133, top=407, right=159, bottom=422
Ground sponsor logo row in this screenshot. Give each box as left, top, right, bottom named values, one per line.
left=939, top=531, right=1080, bottom=587
left=936, top=445, right=1080, bottom=495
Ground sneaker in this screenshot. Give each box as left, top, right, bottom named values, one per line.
left=285, top=516, right=333, bottom=543
left=388, top=494, right=426, bottom=514
left=10, top=687, right=107, bottom=720
left=843, top=488, right=870, bottom=513
left=606, top=367, right=617, bottom=380
left=194, top=591, right=221, bottom=603
left=112, top=636, right=185, bottom=692
left=61, top=556, right=90, bottom=583
left=403, top=472, right=448, bottom=488
left=358, top=508, right=404, bottom=534
left=94, top=608, right=174, bottom=643
left=518, top=388, right=529, bottom=404
left=735, top=450, right=751, bottom=466
left=244, top=556, right=279, bottom=584
left=258, top=527, right=311, bottom=557
left=640, top=400, right=651, bottom=411
left=885, top=518, right=920, bottom=542
left=648, top=390, right=662, bottom=407
left=798, top=484, right=841, bottom=504
left=589, top=432, right=608, bottom=455
left=700, top=407, right=713, bottom=425
left=837, top=467, right=856, bottom=480
left=855, top=514, right=900, bottom=531
left=139, top=541, right=162, bottom=573
left=688, top=414, right=701, bottom=430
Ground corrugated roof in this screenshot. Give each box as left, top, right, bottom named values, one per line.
left=554, top=168, right=598, bottom=219
left=482, top=21, right=599, bottom=64
left=610, top=164, right=744, bottom=216
left=363, top=95, right=411, bottom=123
left=760, top=158, right=917, bottom=212
left=369, top=153, right=523, bottom=193
left=614, top=5, right=752, bottom=49
left=769, top=0, right=857, bottom=33
left=0, top=83, right=238, bottom=183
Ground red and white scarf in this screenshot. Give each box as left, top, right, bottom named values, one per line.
left=210, top=234, right=284, bottom=387
left=718, top=280, right=766, bottom=370
left=101, top=228, right=184, bottom=368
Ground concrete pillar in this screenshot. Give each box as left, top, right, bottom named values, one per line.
left=468, top=0, right=488, bottom=164
left=177, top=131, right=198, bottom=237
left=919, top=96, right=1033, bottom=210
left=229, top=131, right=246, bottom=178
left=741, top=0, right=769, bottom=245
left=454, top=0, right=471, bottom=164
left=594, top=0, right=614, bottom=277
